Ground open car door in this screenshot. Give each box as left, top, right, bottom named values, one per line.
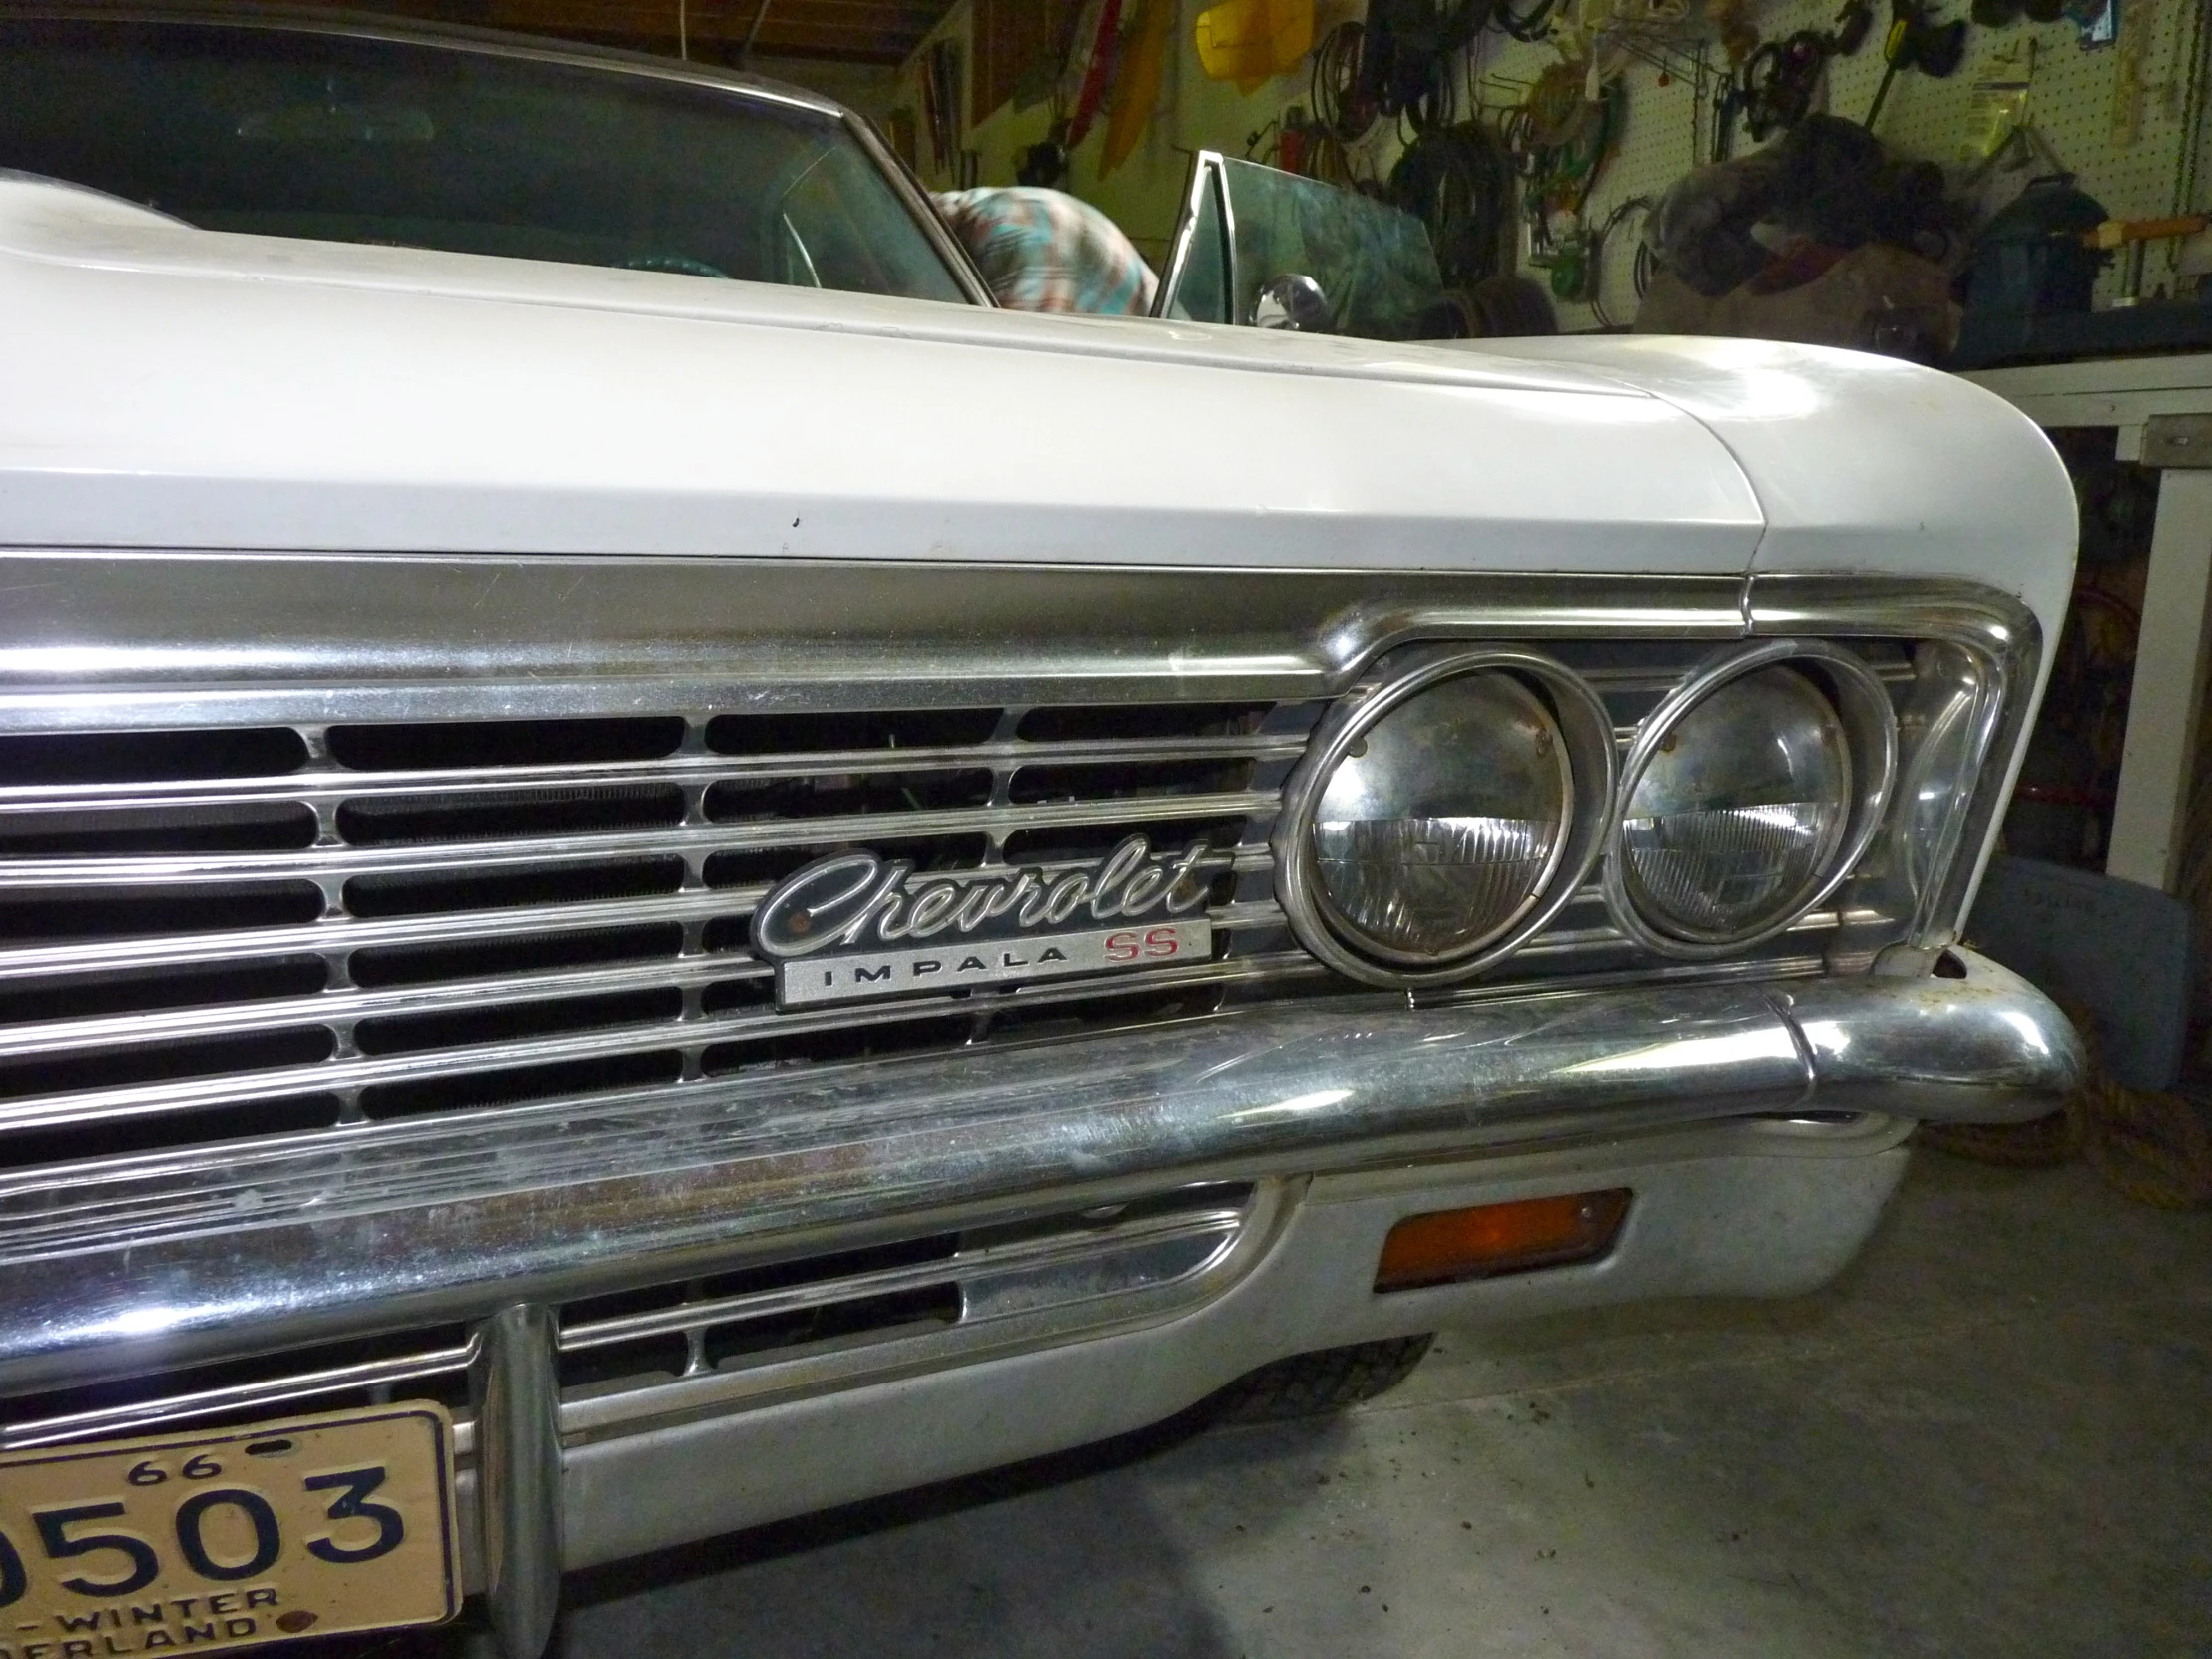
left=1151, top=150, right=1450, bottom=338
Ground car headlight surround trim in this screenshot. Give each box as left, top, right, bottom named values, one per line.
left=1275, top=647, right=1619, bottom=989
left=1602, top=639, right=1900, bottom=960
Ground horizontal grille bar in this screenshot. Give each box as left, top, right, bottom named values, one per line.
left=0, top=1336, right=478, bottom=1451
left=0, top=847, right=1280, bottom=983
left=0, top=791, right=1283, bottom=888
left=0, top=949, right=1332, bottom=1135
left=0, top=889, right=744, bottom=980
left=561, top=1200, right=1247, bottom=1354
left=0, top=902, right=1295, bottom=1061
left=0, top=734, right=1310, bottom=812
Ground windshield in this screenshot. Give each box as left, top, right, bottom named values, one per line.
left=0, top=17, right=970, bottom=303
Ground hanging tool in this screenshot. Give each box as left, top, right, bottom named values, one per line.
left=1863, top=0, right=1966, bottom=130
left=1060, top=0, right=1124, bottom=151
left=2081, top=213, right=2209, bottom=250
left=1740, top=33, right=1828, bottom=142
left=1723, top=1, right=1869, bottom=153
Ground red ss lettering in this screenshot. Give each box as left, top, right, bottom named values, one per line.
left=1104, top=931, right=1140, bottom=962
left=1144, top=927, right=1182, bottom=958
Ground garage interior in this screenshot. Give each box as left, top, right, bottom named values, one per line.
left=237, top=1, right=2208, bottom=1652
left=5, top=0, right=2212, bottom=1655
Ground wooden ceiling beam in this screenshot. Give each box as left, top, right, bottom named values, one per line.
left=269, top=0, right=955, bottom=62
left=476, top=0, right=946, bottom=55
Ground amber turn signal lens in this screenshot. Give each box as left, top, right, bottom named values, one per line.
left=1374, top=1188, right=1631, bottom=1292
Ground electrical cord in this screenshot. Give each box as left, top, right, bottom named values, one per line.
left=1388, top=120, right=1512, bottom=288
left=1493, top=0, right=1560, bottom=43
left=1508, top=68, right=1624, bottom=276
left=1587, top=193, right=1653, bottom=327
left=1363, top=0, right=1486, bottom=130
left=1311, top=20, right=1377, bottom=143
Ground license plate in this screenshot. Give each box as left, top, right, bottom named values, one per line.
left=0, top=1405, right=460, bottom=1659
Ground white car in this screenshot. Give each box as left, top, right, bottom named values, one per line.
left=0, top=9, right=2079, bottom=1659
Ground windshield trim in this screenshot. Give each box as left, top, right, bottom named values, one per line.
left=5, top=1, right=996, bottom=306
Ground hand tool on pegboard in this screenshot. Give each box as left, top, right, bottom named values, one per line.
left=1863, top=0, right=1966, bottom=130
left=1737, top=0, right=1874, bottom=143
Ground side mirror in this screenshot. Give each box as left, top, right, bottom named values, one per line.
left=1255, top=273, right=1330, bottom=331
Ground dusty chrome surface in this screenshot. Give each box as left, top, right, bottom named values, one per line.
left=556, top=1191, right=1250, bottom=1361
left=473, top=1304, right=561, bottom=1659
left=0, top=1332, right=480, bottom=1451
left=1273, top=647, right=1618, bottom=987
left=555, top=1115, right=1916, bottom=1573
left=0, top=556, right=1749, bottom=723
left=0, top=564, right=2034, bottom=1197
left=0, top=558, right=2054, bottom=1659
left=0, top=1181, right=1273, bottom=1458
left=0, top=564, right=1792, bottom=1167
left=0, top=949, right=2079, bottom=1396
left=0, top=1185, right=1283, bottom=1459
left=553, top=1181, right=1278, bottom=1442
left=1604, top=639, right=1900, bottom=958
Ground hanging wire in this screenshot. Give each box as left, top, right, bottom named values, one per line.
left=1311, top=21, right=1378, bottom=142
left=1388, top=120, right=1513, bottom=287
left=1493, top=0, right=1561, bottom=44
left=1586, top=193, right=1653, bottom=327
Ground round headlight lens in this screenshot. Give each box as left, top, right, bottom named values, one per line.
left=1617, top=665, right=1850, bottom=943
left=1310, top=670, right=1572, bottom=962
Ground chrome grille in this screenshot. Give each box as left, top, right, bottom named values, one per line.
left=0, top=702, right=1326, bottom=1167
left=0, top=637, right=1918, bottom=1172
left=0, top=1325, right=478, bottom=1452
left=0, top=1182, right=1263, bottom=1450
left=556, top=1181, right=1255, bottom=1409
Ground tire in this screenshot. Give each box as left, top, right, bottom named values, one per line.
left=1205, top=1334, right=1436, bottom=1423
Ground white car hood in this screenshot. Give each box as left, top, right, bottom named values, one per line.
left=0, top=178, right=1764, bottom=575
left=1468, top=333, right=2078, bottom=643
left=0, top=176, right=2074, bottom=649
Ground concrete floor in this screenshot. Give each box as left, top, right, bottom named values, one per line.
left=434, top=1151, right=2212, bottom=1658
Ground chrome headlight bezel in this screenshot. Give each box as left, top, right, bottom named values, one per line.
left=1275, top=648, right=1619, bottom=989
left=1602, top=639, right=1900, bottom=960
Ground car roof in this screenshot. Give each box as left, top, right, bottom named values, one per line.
left=0, top=0, right=851, bottom=120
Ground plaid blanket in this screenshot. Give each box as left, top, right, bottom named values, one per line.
left=934, top=187, right=1159, bottom=316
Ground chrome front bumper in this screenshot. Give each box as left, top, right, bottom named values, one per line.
left=0, top=949, right=2076, bottom=1396
left=0, top=950, right=2077, bottom=1655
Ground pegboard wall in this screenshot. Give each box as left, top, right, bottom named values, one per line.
left=900, top=0, right=2211, bottom=332
left=1322, top=0, right=2212, bottom=329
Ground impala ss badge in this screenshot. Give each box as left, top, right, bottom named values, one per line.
left=753, top=835, right=1221, bottom=1008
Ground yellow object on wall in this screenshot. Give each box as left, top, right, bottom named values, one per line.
left=1101, top=0, right=1178, bottom=178
left=1195, top=0, right=1315, bottom=94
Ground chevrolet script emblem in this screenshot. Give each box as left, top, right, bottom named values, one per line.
left=753, top=834, right=1221, bottom=1008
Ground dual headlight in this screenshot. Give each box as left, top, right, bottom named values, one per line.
left=1275, top=642, right=1899, bottom=987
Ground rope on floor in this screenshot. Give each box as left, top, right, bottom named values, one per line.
left=1919, top=996, right=2212, bottom=1209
